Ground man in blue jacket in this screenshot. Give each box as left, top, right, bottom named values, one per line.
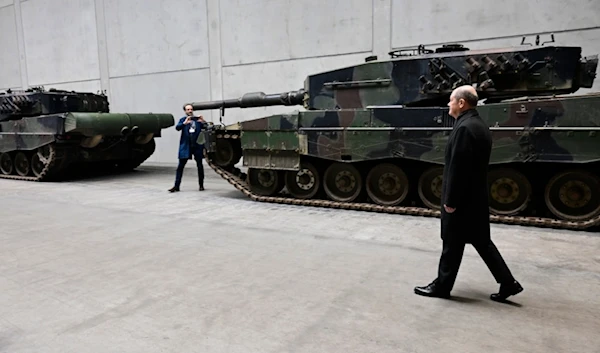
left=168, top=104, right=206, bottom=192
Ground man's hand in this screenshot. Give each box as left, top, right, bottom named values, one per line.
left=184, top=116, right=192, bottom=124
left=198, top=115, right=206, bottom=123
left=444, top=204, right=456, bottom=213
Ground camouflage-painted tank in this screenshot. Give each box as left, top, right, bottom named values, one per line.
left=0, top=87, right=174, bottom=181
left=190, top=38, right=600, bottom=230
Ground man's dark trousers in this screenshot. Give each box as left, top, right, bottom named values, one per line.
left=174, top=147, right=204, bottom=189
left=437, top=232, right=516, bottom=292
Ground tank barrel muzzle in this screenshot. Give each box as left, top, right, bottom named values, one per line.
left=188, top=89, right=305, bottom=111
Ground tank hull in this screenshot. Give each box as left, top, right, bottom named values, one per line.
left=205, top=92, right=600, bottom=230
left=0, top=112, right=174, bottom=181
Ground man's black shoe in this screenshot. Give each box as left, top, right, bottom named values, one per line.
left=490, top=280, right=523, bottom=302
left=199, top=186, right=205, bottom=191
left=168, top=186, right=180, bottom=192
left=414, top=280, right=451, bottom=299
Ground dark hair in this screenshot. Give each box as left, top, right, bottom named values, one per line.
left=183, top=104, right=193, bottom=111
left=455, top=90, right=478, bottom=107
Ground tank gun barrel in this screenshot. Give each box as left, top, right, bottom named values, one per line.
left=189, top=89, right=305, bottom=111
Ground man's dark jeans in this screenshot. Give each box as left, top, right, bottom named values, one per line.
left=174, top=155, right=204, bottom=188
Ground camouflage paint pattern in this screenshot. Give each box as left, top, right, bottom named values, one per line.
left=478, top=92, right=600, bottom=163
left=0, top=114, right=62, bottom=153
left=189, top=40, right=600, bottom=223
left=0, top=112, right=173, bottom=153
left=0, top=88, right=109, bottom=118
left=191, top=45, right=598, bottom=118
left=236, top=91, right=600, bottom=170
left=0, top=87, right=175, bottom=179
left=304, top=45, right=597, bottom=110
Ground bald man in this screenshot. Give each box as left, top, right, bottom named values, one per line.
left=414, top=85, right=523, bottom=303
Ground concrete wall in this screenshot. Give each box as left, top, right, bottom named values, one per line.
left=1, top=0, right=599, bottom=164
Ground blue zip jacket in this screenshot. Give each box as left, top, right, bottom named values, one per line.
left=175, top=116, right=205, bottom=160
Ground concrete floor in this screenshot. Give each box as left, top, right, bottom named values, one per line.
left=1, top=163, right=599, bottom=353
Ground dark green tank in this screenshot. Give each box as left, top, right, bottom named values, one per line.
left=0, top=87, right=174, bottom=181
left=189, top=37, right=600, bottom=230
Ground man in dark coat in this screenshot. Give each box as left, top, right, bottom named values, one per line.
left=414, top=85, right=523, bottom=302
left=168, top=104, right=206, bottom=192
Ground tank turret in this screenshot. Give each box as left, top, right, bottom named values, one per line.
left=188, top=42, right=598, bottom=114
left=0, top=87, right=109, bottom=122
left=304, top=43, right=598, bottom=108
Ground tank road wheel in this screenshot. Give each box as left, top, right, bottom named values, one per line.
left=366, top=163, right=409, bottom=206
left=0, top=153, right=13, bottom=175
left=487, top=168, right=532, bottom=216
left=544, top=170, right=600, bottom=221
left=323, top=162, right=362, bottom=202
left=418, top=166, right=444, bottom=210
left=284, top=162, right=320, bottom=199
left=14, top=152, right=30, bottom=176
left=31, top=145, right=53, bottom=177
left=214, top=138, right=241, bottom=167
left=248, top=168, right=284, bottom=196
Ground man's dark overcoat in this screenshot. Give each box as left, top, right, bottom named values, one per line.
left=440, top=108, right=492, bottom=244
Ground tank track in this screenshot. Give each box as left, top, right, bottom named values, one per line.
left=0, top=143, right=68, bottom=181
left=0, top=138, right=156, bottom=182
left=205, top=157, right=600, bottom=231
